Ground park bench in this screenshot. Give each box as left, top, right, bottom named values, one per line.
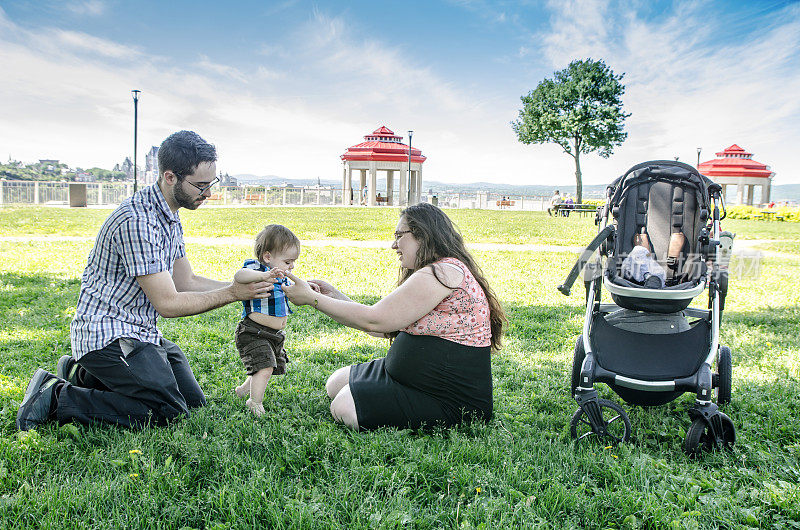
left=375, top=196, right=388, bottom=204
left=244, top=194, right=264, bottom=203
left=556, top=203, right=597, bottom=217
left=496, top=200, right=515, bottom=207
left=572, top=203, right=598, bottom=216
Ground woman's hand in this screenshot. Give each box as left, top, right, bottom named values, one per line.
left=308, top=279, right=347, bottom=300
left=282, top=272, right=318, bottom=306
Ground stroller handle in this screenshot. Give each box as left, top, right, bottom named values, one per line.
left=558, top=225, right=615, bottom=296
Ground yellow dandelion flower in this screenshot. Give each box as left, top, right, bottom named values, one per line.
left=129, top=473, right=139, bottom=478
left=612, top=455, right=618, bottom=459
left=476, top=487, right=481, bottom=494
left=129, top=449, right=142, bottom=455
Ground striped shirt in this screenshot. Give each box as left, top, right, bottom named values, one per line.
left=70, top=183, right=185, bottom=359
left=240, top=259, right=292, bottom=318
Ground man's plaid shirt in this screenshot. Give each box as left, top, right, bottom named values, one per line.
left=70, top=184, right=185, bottom=359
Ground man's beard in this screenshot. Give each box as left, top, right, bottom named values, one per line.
left=173, top=181, right=203, bottom=210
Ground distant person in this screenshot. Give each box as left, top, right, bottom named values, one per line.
left=233, top=225, right=300, bottom=417
left=563, top=194, right=574, bottom=217
left=16, top=130, right=279, bottom=431
left=361, top=185, right=368, bottom=205
left=768, top=201, right=775, bottom=208
left=376, top=192, right=383, bottom=204
left=547, top=190, right=562, bottom=216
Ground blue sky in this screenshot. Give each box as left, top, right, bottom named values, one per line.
left=1, top=0, right=799, bottom=185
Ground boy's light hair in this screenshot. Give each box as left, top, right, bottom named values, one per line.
left=254, top=224, right=300, bottom=265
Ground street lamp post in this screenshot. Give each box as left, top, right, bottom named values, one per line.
left=696, top=147, right=702, bottom=168
left=132, top=89, right=141, bottom=193
left=407, top=130, right=413, bottom=205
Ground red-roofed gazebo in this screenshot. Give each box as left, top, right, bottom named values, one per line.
left=341, top=126, right=426, bottom=206
left=698, top=144, right=774, bottom=206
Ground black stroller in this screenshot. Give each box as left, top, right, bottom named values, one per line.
left=558, top=160, right=734, bottom=455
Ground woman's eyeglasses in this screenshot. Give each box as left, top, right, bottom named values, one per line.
left=393, top=230, right=412, bottom=241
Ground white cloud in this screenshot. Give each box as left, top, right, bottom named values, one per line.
left=195, top=56, right=249, bottom=84
left=65, top=0, right=106, bottom=17
left=55, top=30, right=142, bottom=60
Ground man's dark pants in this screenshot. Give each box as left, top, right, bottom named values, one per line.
left=57, top=338, right=206, bottom=428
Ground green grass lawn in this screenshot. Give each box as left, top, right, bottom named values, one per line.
left=1, top=208, right=799, bottom=528
left=0, top=206, right=600, bottom=246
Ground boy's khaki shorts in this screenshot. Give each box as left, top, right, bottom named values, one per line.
left=234, top=317, right=288, bottom=375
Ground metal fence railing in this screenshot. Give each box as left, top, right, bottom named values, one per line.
left=1, top=180, right=565, bottom=211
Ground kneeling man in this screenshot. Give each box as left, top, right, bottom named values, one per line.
left=17, top=130, right=277, bottom=430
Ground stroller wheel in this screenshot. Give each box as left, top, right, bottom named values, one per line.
left=570, top=336, right=586, bottom=397
left=570, top=399, right=631, bottom=444
left=684, top=412, right=735, bottom=457
left=715, top=346, right=732, bottom=405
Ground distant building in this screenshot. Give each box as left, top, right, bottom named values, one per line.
left=698, top=144, right=774, bottom=206
left=144, top=146, right=159, bottom=186
left=340, top=125, right=427, bottom=207
left=38, top=159, right=59, bottom=174
left=119, top=157, right=134, bottom=181
left=220, top=172, right=238, bottom=187
left=74, top=171, right=95, bottom=183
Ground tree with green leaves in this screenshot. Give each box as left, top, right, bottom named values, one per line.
left=512, top=58, right=630, bottom=203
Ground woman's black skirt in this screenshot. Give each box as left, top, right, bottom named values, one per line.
left=349, top=332, right=492, bottom=430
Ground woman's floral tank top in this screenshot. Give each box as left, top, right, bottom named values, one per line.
left=402, top=257, right=491, bottom=347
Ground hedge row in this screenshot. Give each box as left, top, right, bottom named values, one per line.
left=725, top=205, right=800, bottom=222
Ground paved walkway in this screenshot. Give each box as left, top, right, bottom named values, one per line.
left=0, top=235, right=789, bottom=257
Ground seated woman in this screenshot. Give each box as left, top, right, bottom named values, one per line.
left=282, top=203, right=505, bottom=431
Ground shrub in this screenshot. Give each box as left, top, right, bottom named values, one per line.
left=726, top=205, right=800, bottom=222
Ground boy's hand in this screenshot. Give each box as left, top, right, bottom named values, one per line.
left=263, top=268, right=285, bottom=282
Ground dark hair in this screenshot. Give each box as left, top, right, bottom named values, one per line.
left=157, top=130, right=217, bottom=180
left=254, top=224, right=300, bottom=264
left=396, top=203, right=506, bottom=351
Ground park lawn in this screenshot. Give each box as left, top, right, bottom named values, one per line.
left=0, top=208, right=798, bottom=528
left=0, top=206, right=599, bottom=246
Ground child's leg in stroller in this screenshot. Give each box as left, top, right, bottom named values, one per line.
left=667, top=232, right=686, bottom=279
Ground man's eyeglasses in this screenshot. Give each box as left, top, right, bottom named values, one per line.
left=394, top=230, right=412, bottom=241
left=183, top=175, right=220, bottom=195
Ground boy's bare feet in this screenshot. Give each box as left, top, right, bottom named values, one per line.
left=235, top=377, right=251, bottom=399
left=246, top=398, right=265, bottom=417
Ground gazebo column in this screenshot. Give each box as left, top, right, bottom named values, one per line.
left=342, top=164, right=349, bottom=205
left=368, top=162, right=377, bottom=207
left=416, top=166, right=423, bottom=204
left=746, top=185, right=754, bottom=206
left=359, top=169, right=367, bottom=204
left=347, top=166, right=354, bottom=205
left=761, top=180, right=771, bottom=206
left=399, top=167, right=408, bottom=206
left=736, top=183, right=744, bottom=205
left=387, top=170, right=394, bottom=205
left=409, top=170, right=418, bottom=205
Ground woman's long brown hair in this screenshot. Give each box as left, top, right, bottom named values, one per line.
left=396, top=203, right=506, bottom=351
